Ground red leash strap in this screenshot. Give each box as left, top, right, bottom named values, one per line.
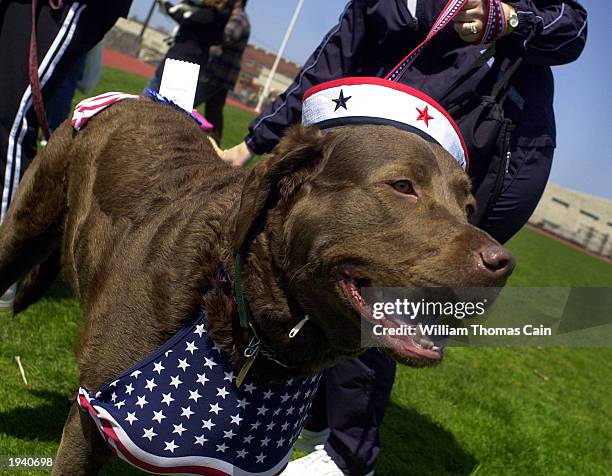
left=477, top=0, right=507, bottom=44
left=386, top=0, right=507, bottom=82
left=29, top=0, right=64, bottom=140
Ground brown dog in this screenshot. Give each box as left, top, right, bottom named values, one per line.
left=0, top=99, right=513, bottom=474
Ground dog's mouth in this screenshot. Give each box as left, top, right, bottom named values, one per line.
left=336, top=266, right=445, bottom=366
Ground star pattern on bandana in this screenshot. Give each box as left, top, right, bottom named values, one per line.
left=332, top=89, right=352, bottom=111
left=79, top=315, right=322, bottom=474
left=416, top=105, right=434, bottom=127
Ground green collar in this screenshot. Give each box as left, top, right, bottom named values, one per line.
left=233, top=254, right=252, bottom=332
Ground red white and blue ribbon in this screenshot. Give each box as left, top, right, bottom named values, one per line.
left=71, top=91, right=214, bottom=132
left=71, top=92, right=139, bottom=131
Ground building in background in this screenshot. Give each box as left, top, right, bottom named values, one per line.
left=105, top=18, right=301, bottom=109
left=232, top=45, right=300, bottom=108
left=529, top=182, right=612, bottom=259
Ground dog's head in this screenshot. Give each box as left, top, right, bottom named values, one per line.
left=233, top=124, right=514, bottom=368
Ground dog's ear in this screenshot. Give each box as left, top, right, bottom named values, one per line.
left=233, top=125, right=325, bottom=255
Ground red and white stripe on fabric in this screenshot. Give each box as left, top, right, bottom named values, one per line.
left=77, top=388, right=291, bottom=476
left=302, top=77, right=469, bottom=170
left=71, top=92, right=139, bottom=131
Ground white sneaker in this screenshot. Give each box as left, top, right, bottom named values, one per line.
left=292, top=428, right=331, bottom=453
left=282, top=445, right=344, bottom=475
left=0, top=283, right=17, bottom=316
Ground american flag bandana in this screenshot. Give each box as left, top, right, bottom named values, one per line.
left=71, top=91, right=214, bottom=132
left=78, top=314, right=321, bottom=475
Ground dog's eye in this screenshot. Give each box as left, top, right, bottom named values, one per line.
left=391, top=180, right=415, bottom=195
left=466, top=204, right=475, bottom=218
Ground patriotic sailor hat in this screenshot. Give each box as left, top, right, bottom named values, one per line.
left=302, top=77, right=469, bottom=170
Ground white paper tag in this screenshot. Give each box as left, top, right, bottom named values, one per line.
left=159, top=58, right=200, bottom=112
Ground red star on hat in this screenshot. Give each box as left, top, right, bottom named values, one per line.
left=416, top=106, right=434, bottom=127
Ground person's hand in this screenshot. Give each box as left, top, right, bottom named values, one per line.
left=453, top=0, right=487, bottom=43
left=208, top=136, right=224, bottom=156
left=213, top=141, right=255, bottom=167
left=453, top=1, right=512, bottom=43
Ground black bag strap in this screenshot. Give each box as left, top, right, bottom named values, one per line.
left=443, top=52, right=524, bottom=119
left=438, top=44, right=497, bottom=100
left=491, top=55, right=524, bottom=103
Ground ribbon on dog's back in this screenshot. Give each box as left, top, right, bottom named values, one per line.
left=71, top=92, right=139, bottom=130
left=70, top=91, right=214, bottom=131
left=386, top=0, right=507, bottom=82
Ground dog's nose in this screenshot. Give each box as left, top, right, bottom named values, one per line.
left=477, top=245, right=515, bottom=280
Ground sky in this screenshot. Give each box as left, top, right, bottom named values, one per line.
left=130, top=0, right=611, bottom=199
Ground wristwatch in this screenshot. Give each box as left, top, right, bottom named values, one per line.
left=506, top=5, right=519, bottom=34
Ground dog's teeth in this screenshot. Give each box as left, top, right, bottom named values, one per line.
left=421, top=339, right=434, bottom=349
left=413, top=331, right=435, bottom=349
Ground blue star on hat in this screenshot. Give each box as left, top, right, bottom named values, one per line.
left=332, top=89, right=352, bottom=111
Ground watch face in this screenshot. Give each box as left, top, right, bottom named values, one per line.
left=509, top=15, right=519, bottom=28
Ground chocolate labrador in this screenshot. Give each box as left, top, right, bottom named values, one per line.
left=0, top=99, right=513, bottom=474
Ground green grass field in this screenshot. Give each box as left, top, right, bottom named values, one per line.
left=1, top=68, right=610, bottom=475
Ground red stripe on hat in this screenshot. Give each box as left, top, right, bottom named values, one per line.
left=303, top=77, right=470, bottom=170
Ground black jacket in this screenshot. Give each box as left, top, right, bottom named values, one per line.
left=246, top=0, right=587, bottom=154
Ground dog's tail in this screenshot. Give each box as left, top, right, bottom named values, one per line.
left=0, top=123, right=73, bottom=297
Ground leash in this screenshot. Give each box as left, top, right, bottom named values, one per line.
left=29, top=0, right=64, bottom=141
left=386, top=0, right=507, bottom=82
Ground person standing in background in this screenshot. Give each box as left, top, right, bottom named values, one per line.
left=198, top=0, right=250, bottom=143
left=218, top=1, right=588, bottom=475
left=147, top=0, right=249, bottom=143
left=0, top=0, right=132, bottom=313
left=147, top=0, right=233, bottom=93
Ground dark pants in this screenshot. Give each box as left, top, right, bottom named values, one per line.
left=146, top=60, right=229, bottom=144
left=46, top=54, right=86, bottom=133
left=0, top=0, right=126, bottom=224
left=307, top=349, right=396, bottom=476
left=308, top=145, right=554, bottom=475
left=195, top=84, right=228, bottom=145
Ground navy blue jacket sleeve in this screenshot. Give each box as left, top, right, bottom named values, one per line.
left=245, top=1, right=365, bottom=155
left=502, top=0, right=587, bottom=65
left=246, top=0, right=413, bottom=155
